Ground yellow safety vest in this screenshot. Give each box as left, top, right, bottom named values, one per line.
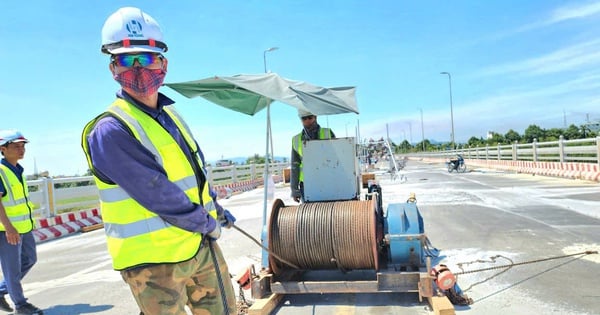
left=292, top=128, right=333, bottom=182
left=81, top=98, right=217, bottom=270
left=0, top=164, right=34, bottom=233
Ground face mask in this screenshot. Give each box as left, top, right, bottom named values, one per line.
left=113, top=67, right=166, bottom=96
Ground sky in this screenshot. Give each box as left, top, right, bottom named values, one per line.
left=2, top=0, right=600, bottom=176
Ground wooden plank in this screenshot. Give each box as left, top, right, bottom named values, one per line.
left=361, top=173, right=375, bottom=188
left=271, top=280, right=421, bottom=294
left=248, top=293, right=283, bottom=315
left=81, top=223, right=104, bottom=233
left=427, top=296, right=455, bottom=315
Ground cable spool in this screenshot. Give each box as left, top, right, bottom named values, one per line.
left=430, top=264, right=456, bottom=290
left=268, top=199, right=380, bottom=275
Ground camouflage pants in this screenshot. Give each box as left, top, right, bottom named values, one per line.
left=121, top=240, right=236, bottom=315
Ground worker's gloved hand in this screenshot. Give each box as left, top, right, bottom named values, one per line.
left=219, top=209, right=236, bottom=229
left=207, top=222, right=221, bottom=240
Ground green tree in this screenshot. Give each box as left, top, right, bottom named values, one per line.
left=467, top=136, right=485, bottom=147
left=486, top=132, right=505, bottom=145
left=246, top=154, right=266, bottom=164
left=545, top=128, right=563, bottom=141
left=563, top=124, right=582, bottom=139
left=523, top=125, right=545, bottom=143
left=505, top=129, right=521, bottom=143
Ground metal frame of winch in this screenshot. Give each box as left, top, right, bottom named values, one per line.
left=235, top=137, right=443, bottom=308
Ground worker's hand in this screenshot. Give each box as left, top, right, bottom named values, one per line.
left=293, top=196, right=300, bottom=203
left=219, top=209, right=236, bottom=229
left=4, top=224, right=20, bottom=245
left=207, top=223, right=221, bottom=240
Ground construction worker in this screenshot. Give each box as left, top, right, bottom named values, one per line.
left=81, top=7, right=236, bottom=315
left=0, top=130, right=44, bottom=315
left=290, top=109, right=335, bottom=202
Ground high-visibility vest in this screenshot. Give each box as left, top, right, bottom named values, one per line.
left=292, top=128, right=333, bottom=182
left=0, top=164, right=34, bottom=233
left=82, top=98, right=216, bottom=270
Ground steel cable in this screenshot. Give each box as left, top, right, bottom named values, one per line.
left=269, top=200, right=378, bottom=274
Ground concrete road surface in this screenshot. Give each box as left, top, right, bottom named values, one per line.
left=6, top=159, right=599, bottom=314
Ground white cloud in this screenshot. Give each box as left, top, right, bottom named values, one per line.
left=517, top=1, right=600, bottom=32
left=547, top=1, right=600, bottom=24
left=479, top=39, right=600, bottom=77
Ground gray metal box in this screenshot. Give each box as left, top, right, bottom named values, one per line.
left=302, top=137, right=360, bottom=202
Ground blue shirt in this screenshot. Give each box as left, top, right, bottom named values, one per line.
left=0, top=159, right=24, bottom=197
left=86, top=90, right=222, bottom=234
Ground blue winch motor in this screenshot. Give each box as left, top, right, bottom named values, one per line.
left=384, top=201, right=425, bottom=268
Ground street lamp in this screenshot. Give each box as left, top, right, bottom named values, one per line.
left=263, top=47, right=279, bottom=73
left=440, top=72, right=455, bottom=148
left=419, top=108, right=425, bottom=151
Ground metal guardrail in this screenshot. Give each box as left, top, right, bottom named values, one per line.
left=413, top=136, right=600, bottom=165
left=27, top=162, right=288, bottom=218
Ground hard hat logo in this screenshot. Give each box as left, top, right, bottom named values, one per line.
left=101, top=7, right=167, bottom=55
left=125, top=20, right=144, bottom=38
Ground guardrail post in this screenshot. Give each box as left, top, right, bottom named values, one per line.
left=512, top=141, right=517, bottom=161
left=485, top=144, right=489, bottom=160
left=533, top=138, right=538, bottom=162
left=42, top=177, right=55, bottom=218
left=250, top=164, right=256, bottom=180
left=206, top=167, right=213, bottom=186
left=596, top=136, right=600, bottom=166
left=232, top=166, right=238, bottom=183
left=558, top=135, right=565, bottom=162
left=497, top=143, right=501, bottom=161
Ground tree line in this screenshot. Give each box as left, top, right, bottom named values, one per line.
left=392, top=123, right=599, bottom=153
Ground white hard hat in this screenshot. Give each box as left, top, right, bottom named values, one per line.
left=298, top=109, right=315, bottom=118
left=101, top=7, right=168, bottom=55
left=0, top=129, right=29, bottom=146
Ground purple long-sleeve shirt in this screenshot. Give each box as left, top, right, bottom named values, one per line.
left=85, top=90, right=222, bottom=234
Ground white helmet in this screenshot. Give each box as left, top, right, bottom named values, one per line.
left=0, top=129, right=29, bottom=146
left=101, top=7, right=168, bottom=55
left=297, top=109, right=315, bottom=118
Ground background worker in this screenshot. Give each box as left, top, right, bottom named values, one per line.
left=81, top=7, right=236, bottom=315
left=290, top=109, right=335, bottom=202
left=0, top=130, right=44, bottom=315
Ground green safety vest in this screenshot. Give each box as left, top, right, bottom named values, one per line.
left=0, top=164, right=34, bottom=233
left=82, top=98, right=217, bottom=270
left=292, top=128, right=333, bottom=182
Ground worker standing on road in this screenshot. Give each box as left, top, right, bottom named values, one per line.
left=290, top=109, right=335, bottom=202
left=0, top=130, right=44, bottom=315
left=81, top=7, right=236, bottom=315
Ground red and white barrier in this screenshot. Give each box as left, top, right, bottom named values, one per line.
left=413, top=157, right=600, bottom=182
left=33, top=208, right=102, bottom=243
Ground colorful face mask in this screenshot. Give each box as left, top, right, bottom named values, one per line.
left=113, top=67, right=166, bottom=96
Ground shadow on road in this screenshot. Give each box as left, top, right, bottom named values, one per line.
left=41, top=303, right=113, bottom=315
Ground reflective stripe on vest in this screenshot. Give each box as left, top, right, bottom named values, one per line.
left=0, top=165, right=34, bottom=233
left=292, top=128, right=333, bottom=182
left=81, top=98, right=215, bottom=270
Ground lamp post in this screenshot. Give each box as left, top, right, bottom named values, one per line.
left=263, top=47, right=279, bottom=73
left=419, top=108, right=425, bottom=151
left=440, top=72, right=455, bottom=148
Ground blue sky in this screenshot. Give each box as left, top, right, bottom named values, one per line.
left=2, top=1, right=600, bottom=176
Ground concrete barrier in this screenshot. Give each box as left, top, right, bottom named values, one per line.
left=33, top=208, right=102, bottom=243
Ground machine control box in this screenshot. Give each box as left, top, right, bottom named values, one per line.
left=302, top=137, right=360, bottom=202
